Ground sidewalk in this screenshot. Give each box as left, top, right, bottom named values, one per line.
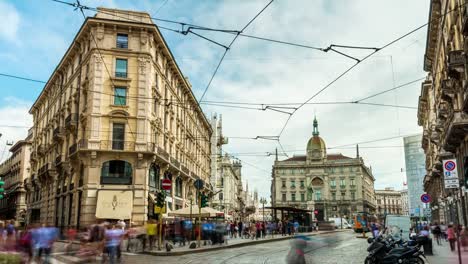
left=426, top=239, right=468, bottom=264
left=144, top=229, right=350, bottom=256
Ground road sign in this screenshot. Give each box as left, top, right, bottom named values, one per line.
left=445, top=160, right=456, bottom=171
left=194, top=179, right=204, bottom=190
left=423, top=208, right=432, bottom=216
left=443, top=159, right=459, bottom=189
left=421, top=194, right=431, bottom=203
left=162, top=179, right=172, bottom=190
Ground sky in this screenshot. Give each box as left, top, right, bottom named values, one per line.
left=0, top=0, right=430, bottom=202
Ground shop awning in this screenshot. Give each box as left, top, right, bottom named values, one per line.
left=168, top=205, right=222, bottom=218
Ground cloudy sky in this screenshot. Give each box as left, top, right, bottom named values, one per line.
left=0, top=0, right=429, bottom=201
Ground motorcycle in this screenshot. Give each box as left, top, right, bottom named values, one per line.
left=364, top=236, right=425, bottom=264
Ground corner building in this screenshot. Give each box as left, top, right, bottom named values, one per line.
left=25, top=8, right=212, bottom=228
left=0, top=135, right=32, bottom=223
left=271, top=118, right=376, bottom=221
left=418, top=0, right=468, bottom=225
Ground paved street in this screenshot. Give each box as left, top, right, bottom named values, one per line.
left=52, top=230, right=369, bottom=263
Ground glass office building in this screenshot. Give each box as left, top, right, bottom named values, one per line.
left=403, top=135, right=426, bottom=217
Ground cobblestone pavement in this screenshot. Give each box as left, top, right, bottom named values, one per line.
left=52, top=230, right=370, bottom=263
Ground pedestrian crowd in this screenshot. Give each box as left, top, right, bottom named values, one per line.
left=0, top=218, right=308, bottom=263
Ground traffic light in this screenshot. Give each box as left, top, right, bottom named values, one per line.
left=156, top=191, right=166, bottom=207
left=200, top=194, right=208, bottom=208
left=0, top=179, right=4, bottom=199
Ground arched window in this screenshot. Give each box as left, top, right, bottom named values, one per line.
left=149, top=164, right=160, bottom=189
left=101, top=160, right=132, bottom=185
left=175, top=177, right=183, bottom=197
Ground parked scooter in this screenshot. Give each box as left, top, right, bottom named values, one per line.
left=364, top=235, right=425, bottom=264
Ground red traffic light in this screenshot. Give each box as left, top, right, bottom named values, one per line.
left=314, top=210, right=318, bottom=215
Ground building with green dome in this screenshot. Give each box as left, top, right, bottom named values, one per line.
left=270, top=117, right=377, bottom=222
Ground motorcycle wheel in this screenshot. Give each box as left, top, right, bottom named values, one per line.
left=364, top=256, right=374, bottom=264
left=406, top=257, right=424, bottom=264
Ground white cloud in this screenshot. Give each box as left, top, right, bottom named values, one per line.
left=0, top=1, right=20, bottom=42
left=0, top=97, right=32, bottom=162
left=168, top=0, right=430, bottom=200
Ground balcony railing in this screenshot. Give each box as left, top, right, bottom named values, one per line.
left=443, top=111, right=468, bottom=152
left=170, top=157, right=180, bottom=168
left=157, top=147, right=169, bottom=160
left=65, top=113, right=79, bottom=130
left=181, top=165, right=189, bottom=175
left=463, top=4, right=468, bottom=36
left=53, top=127, right=65, bottom=141
left=330, top=185, right=336, bottom=189
left=38, top=163, right=50, bottom=176
left=69, top=143, right=78, bottom=156
left=55, top=155, right=62, bottom=166
left=448, top=50, right=465, bottom=78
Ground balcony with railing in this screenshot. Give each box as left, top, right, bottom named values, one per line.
left=68, top=143, right=78, bottom=156
left=170, top=157, right=180, bottom=169
left=53, top=127, right=65, bottom=141
left=69, top=139, right=156, bottom=153
left=157, top=147, right=169, bottom=160
left=463, top=4, right=468, bottom=36
left=447, top=50, right=465, bottom=79
left=65, top=113, right=79, bottom=130
left=443, top=111, right=468, bottom=152
left=55, top=155, right=62, bottom=167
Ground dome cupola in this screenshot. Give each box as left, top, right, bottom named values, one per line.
left=307, top=116, right=326, bottom=161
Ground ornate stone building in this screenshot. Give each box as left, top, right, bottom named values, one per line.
left=375, top=187, right=403, bottom=218
left=271, top=118, right=376, bottom=221
left=25, top=8, right=212, bottom=228
left=0, top=133, right=32, bottom=223
left=418, top=0, right=468, bottom=225
left=400, top=189, right=409, bottom=216
left=209, top=113, right=245, bottom=220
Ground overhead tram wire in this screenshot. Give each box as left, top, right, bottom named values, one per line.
left=0, top=70, right=418, bottom=112
left=198, top=0, right=275, bottom=101
left=276, top=2, right=467, bottom=139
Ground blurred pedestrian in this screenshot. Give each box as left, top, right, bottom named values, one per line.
left=461, top=226, right=468, bottom=251
left=238, top=221, right=243, bottom=238
left=433, top=223, right=441, bottom=245
left=65, top=226, right=77, bottom=255
left=104, top=224, right=124, bottom=264
left=286, top=236, right=309, bottom=264
left=447, top=224, right=456, bottom=251
left=146, top=220, right=157, bottom=251
left=18, top=225, right=32, bottom=262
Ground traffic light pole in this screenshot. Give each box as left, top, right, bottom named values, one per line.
left=198, top=190, right=202, bottom=248
left=158, top=190, right=165, bottom=251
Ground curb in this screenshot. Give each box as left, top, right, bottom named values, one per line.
left=143, top=229, right=350, bottom=256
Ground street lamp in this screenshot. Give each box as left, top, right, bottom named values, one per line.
left=260, top=198, right=267, bottom=223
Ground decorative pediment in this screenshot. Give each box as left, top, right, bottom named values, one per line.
left=109, top=109, right=129, bottom=117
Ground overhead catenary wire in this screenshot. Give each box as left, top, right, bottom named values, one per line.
left=198, top=0, right=274, bottom=102
left=275, top=2, right=466, bottom=139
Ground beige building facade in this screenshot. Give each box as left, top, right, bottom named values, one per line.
left=375, top=187, right=403, bottom=218
left=418, top=0, right=468, bottom=225
left=0, top=135, right=32, bottom=223
left=271, top=118, right=376, bottom=222
left=25, top=8, right=212, bottom=228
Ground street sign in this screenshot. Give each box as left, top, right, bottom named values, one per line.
left=423, top=208, right=432, bottom=216
left=443, top=159, right=459, bottom=189
left=194, top=179, right=204, bottom=190
left=421, top=194, right=431, bottom=204
left=162, top=179, right=172, bottom=190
